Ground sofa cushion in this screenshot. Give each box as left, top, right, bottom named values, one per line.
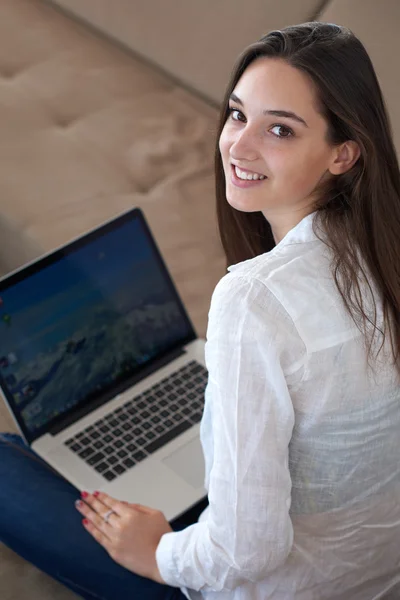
left=49, top=0, right=325, bottom=103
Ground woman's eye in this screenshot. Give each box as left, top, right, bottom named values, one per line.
left=229, top=108, right=245, bottom=122
left=270, top=124, right=293, bottom=138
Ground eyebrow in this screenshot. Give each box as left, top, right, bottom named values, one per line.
left=229, top=92, right=309, bottom=128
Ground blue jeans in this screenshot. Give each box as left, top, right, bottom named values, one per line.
left=0, top=432, right=205, bottom=600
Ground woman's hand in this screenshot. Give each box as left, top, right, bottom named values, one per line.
left=75, top=490, right=173, bottom=583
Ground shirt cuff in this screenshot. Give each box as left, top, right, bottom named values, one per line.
left=156, top=529, right=183, bottom=588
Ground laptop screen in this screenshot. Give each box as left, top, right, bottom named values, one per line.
left=0, top=209, right=196, bottom=442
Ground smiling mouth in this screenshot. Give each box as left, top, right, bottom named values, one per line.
left=233, top=165, right=266, bottom=181
left=230, top=164, right=267, bottom=186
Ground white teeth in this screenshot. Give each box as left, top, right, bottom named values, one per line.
left=234, top=165, right=265, bottom=181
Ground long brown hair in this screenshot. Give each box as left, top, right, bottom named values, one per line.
left=215, top=21, right=400, bottom=368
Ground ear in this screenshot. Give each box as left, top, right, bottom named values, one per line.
left=329, top=140, right=360, bottom=175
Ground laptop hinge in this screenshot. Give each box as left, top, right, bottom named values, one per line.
left=47, top=346, right=186, bottom=437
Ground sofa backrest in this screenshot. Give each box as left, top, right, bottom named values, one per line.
left=49, top=0, right=325, bottom=103
left=319, top=0, right=400, bottom=157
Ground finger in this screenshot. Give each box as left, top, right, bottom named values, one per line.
left=92, top=490, right=129, bottom=517
left=82, top=517, right=112, bottom=552
left=80, top=491, right=123, bottom=520
left=75, top=499, right=114, bottom=539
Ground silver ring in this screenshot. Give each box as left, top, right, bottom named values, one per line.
left=103, top=509, right=116, bottom=524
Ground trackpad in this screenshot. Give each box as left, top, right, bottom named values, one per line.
left=162, top=438, right=205, bottom=489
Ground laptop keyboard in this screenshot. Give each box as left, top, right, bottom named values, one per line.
left=64, top=360, right=208, bottom=482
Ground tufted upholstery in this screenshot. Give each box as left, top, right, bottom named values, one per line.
left=3, top=0, right=400, bottom=599
left=0, top=0, right=225, bottom=597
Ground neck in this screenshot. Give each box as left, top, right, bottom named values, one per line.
left=263, top=206, right=314, bottom=244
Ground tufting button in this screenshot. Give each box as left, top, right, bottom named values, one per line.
left=0, top=69, right=17, bottom=80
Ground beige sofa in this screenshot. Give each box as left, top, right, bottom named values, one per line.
left=1, top=0, right=400, bottom=598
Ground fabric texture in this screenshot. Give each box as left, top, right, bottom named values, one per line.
left=156, top=212, right=400, bottom=599
left=0, top=432, right=188, bottom=600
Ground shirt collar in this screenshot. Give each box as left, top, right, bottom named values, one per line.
left=228, top=211, right=318, bottom=272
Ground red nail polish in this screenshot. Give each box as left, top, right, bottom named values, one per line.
left=83, top=519, right=88, bottom=525
left=93, top=491, right=99, bottom=497
left=81, top=491, right=89, bottom=499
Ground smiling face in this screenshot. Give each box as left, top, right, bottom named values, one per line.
left=219, top=57, right=343, bottom=240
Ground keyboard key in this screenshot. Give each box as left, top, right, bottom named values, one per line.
left=104, top=471, right=116, bottom=481
left=142, top=422, right=151, bottom=430
left=94, top=440, right=103, bottom=450
left=150, top=405, right=158, bottom=413
left=109, top=419, right=119, bottom=428
left=133, top=450, right=146, bottom=462
left=192, top=411, right=203, bottom=422
left=108, top=456, right=118, bottom=466
left=159, top=399, right=168, bottom=407
left=123, top=433, right=133, bottom=442
left=104, top=446, right=114, bottom=455
left=121, top=422, right=132, bottom=431
left=182, top=407, right=191, bottom=416
left=141, top=410, right=150, bottom=419
left=119, top=413, right=128, bottom=422
left=155, top=390, right=164, bottom=398
left=151, top=415, right=161, bottom=424
left=103, top=435, right=113, bottom=443
left=164, top=419, right=174, bottom=428
left=114, top=428, right=123, bottom=437
left=99, top=425, right=110, bottom=434
left=70, top=443, right=81, bottom=452
left=145, top=420, right=192, bottom=455
left=80, top=437, right=91, bottom=446
left=137, top=401, right=146, bottom=409
left=173, top=413, right=184, bottom=422
left=168, top=392, right=178, bottom=400
left=132, top=417, right=141, bottom=424
left=114, top=440, right=123, bottom=449
left=117, top=449, right=128, bottom=459
left=145, top=431, right=156, bottom=440
left=114, top=464, right=126, bottom=475
left=88, top=452, right=105, bottom=466
left=160, top=409, right=170, bottom=418
left=169, top=404, right=178, bottom=411
left=95, top=462, right=109, bottom=473
left=90, top=431, right=101, bottom=440
left=127, top=443, right=137, bottom=453
left=123, top=457, right=135, bottom=469
left=78, top=447, right=95, bottom=459
left=137, top=437, right=146, bottom=446
left=155, top=425, right=164, bottom=434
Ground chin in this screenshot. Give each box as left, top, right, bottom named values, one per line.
left=226, top=191, right=266, bottom=213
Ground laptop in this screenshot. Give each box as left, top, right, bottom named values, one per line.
left=0, top=207, right=208, bottom=521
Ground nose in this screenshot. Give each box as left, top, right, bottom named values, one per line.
left=229, top=124, right=261, bottom=163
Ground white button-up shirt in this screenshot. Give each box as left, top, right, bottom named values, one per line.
left=156, top=212, right=400, bottom=599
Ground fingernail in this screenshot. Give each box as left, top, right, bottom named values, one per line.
left=75, top=500, right=82, bottom=508
left=83, top=519, right=88, bottom=525
left=81, top=491, right=89, bottom=499
left=93, top=491, right=99, bottom=497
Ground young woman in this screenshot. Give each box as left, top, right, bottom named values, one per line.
left=2, top=21, right=400, bottom=600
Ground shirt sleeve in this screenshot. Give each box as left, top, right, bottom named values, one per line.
left=156, top=273, right=306, bottom=592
